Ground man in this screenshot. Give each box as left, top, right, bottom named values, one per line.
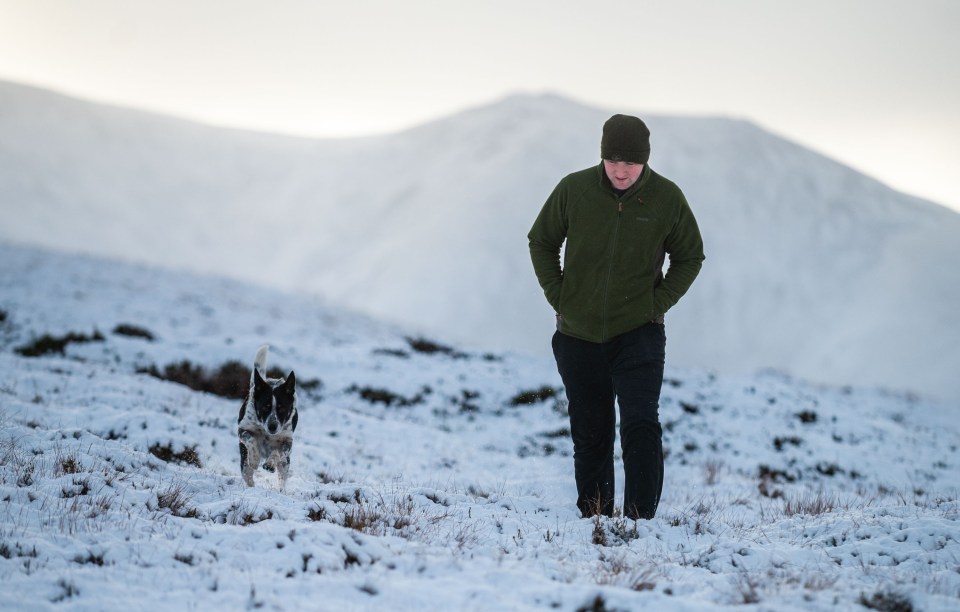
left=528, top=114, right=704, bottom=520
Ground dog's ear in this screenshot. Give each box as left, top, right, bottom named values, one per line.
left=253, top=367, right=268, bottom=387
left=284, top=371, right=296, bottom=390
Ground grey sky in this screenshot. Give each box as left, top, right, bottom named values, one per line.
left=1, top=0, right=957, bottom=210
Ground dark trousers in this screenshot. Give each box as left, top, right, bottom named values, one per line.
left=552, top=324, right=666, bottom=520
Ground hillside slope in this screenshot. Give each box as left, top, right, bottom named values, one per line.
left=1, top=242, right=958, bottom=610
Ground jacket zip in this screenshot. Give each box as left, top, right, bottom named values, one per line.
left=600, top=199, right=624, bottom=341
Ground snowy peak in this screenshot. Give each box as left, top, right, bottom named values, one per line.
left=0, top=79, right=958, bottom=402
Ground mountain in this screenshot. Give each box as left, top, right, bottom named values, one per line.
left=1, top=241, right=957, bottom=610
left=1, top=80, right=958, bottom=402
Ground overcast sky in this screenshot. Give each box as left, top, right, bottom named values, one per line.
left=2, top=0, right=958, bottom=211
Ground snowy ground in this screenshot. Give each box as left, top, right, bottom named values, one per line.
left=1, top=242, right=957, bottom=611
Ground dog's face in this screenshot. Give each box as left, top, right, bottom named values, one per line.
left=252, top=369, right=298, bottom=434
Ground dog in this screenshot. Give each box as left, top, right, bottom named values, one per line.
left=237, top=345, right=298, bottom=489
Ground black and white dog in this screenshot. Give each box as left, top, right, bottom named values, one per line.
left=238, top=345, right=298, bottom=489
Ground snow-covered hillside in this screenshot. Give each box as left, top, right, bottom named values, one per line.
left=1, top=80, right=959, bottom=403
left=1, top=242, right=957, bottom=611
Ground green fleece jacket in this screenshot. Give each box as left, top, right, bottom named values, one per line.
left=528, top=163, right=704, bottom=343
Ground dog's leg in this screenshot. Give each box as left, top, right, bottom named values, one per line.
left=239, top=440, right=255, bottom=487
left=277, top=459, right=290, bottom=491
left=271, top=440, right=293, bottom=491
left=239, top=431, right=260, bottom=487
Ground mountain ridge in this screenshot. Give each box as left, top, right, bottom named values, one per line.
left=1, top=79, right=957, bottom=402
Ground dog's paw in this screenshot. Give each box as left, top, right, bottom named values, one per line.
left=262, top=460, right=276, bottom=473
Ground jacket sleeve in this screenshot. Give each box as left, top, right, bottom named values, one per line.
left=527, top=182, right=568, bottom=312
left=653, top=191, right=704, bottom=315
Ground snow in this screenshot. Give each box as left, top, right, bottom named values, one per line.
left=2, top=81, right=959, bottom=403
left=1, top=242, right=957, bottom=611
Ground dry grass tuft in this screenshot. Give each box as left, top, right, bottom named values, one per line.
left=783, top=491, right=838, bottom=517
left=155, top=484, right=199, bottom=518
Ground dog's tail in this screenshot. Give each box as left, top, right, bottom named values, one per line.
left=252, top=344, right=270, bottom=382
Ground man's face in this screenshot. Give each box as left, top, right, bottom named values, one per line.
left=603, top=160, right=644, bottom=191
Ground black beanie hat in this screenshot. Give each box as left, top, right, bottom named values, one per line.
left=601, top=114, right=650, bottom=164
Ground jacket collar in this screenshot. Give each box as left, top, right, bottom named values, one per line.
left=597, top=161, right=651, bottom=198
